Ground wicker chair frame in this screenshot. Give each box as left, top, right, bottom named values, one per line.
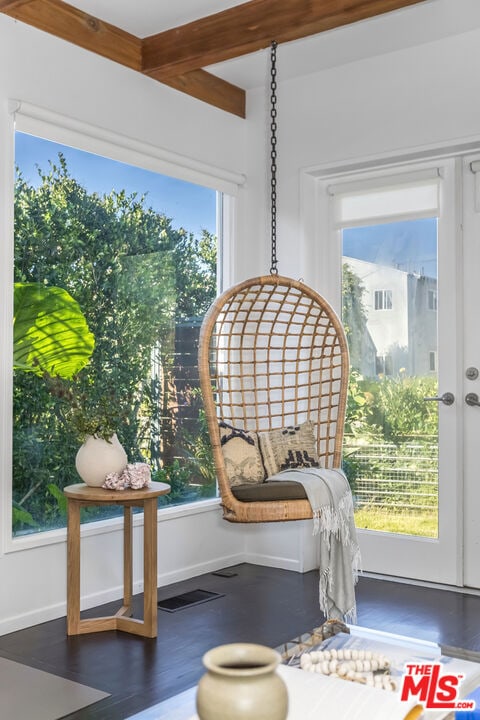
left=198, top=274, right=349, bottom=523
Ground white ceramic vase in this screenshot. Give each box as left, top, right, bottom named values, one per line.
left=196, top=643, right=288, bottom=720
left=75, top=433, right=128, bottom=487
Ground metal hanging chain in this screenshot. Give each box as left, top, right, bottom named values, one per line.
left=270, top=40, right=278, bottom=276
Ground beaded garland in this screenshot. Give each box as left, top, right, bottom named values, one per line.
left=299, top=648, right=397, bottom=691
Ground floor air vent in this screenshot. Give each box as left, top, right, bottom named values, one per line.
left=157, top=589, right=225, bottom=612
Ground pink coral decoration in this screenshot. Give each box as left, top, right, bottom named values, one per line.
left=103, top=472, right=127, bottom=490
left=103, top=462, right=151, bottom=491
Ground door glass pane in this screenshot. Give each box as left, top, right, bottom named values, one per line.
left=342, top=218, right=439, bottom=538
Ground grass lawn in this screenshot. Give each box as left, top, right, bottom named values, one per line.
left=354, top=506, right=437, bottom=538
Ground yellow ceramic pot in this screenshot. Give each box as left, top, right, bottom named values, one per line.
left=196, top=643, right=288, bottom=720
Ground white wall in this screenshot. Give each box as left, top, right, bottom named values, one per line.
left=242, top=26, right=480, bottom=293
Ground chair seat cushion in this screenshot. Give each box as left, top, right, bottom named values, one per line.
left=231, top=480, right=308, bottom=502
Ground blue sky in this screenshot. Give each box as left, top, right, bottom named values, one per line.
left=15, top=132, right=437, bottom=276
left=343, top=218, right=438, bottom=278
left=15, top=132, right=217, bottom=237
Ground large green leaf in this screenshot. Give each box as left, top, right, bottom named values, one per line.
left=14, top=283, right=95, bottom=379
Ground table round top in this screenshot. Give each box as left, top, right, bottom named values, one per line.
left=63, top=481, right=171, bottom=502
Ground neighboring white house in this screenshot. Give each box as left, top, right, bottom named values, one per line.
left=344, top=257, right=437, bottom=378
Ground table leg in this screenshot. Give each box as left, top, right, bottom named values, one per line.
left=66, top=499, right=81, bottom=635
left=122, top=506, right=133, bottom=616
left=142, top=497, right=158, bottom=638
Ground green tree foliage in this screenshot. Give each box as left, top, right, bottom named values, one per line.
left=13, top=155, right=217, bottom=533
left=344, top=370, right=378, bottom=438
left=345, top=373, right=438, bottom=444
left=342, top=262, right=369, bottom=372
left=14, top=283, right=95, bottom=378
left=368, top=374, right=438, bottom=440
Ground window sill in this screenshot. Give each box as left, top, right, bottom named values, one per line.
left=4, top=496, right=221, bottom=555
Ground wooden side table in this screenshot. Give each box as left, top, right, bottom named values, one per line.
left=64, top=481, right=170, bottom=638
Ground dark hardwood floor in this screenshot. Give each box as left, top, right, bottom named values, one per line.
left=1, top=564, right=480, bottom=719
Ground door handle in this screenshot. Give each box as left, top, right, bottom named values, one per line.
left=465, top=392, right=480, bottom=407
left=423, top=392, right=455, bottom=406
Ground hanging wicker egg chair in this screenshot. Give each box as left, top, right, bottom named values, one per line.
left=198, top=44, right=349, bottom=523
left=198, top=273, right=349, bottom=523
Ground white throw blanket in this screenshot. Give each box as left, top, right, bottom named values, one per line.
left=268, top=468, right=361, bottom=623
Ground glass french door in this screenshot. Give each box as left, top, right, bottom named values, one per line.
left=326, top=158, right=462, bottom=585
left=462, top=153, right=480, bottom=589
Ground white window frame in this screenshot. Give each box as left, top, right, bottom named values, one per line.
left=1, top=101, right=244, bottom=554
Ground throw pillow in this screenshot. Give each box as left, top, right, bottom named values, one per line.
left=258, top=420, right=319, bottom=478
left=219, top=421, right=265, bottom=487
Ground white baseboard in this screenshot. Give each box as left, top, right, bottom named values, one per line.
left=0, top=552, right=247, bottom=637
left=0, top=551, right=305, bottom=636
left=361, top=571, right=480, bottom=596
left=0, top=601, right=68, bottom=637
left=157, top=552, right=246, bottom=588
left=76, top=552, right=247, bottom=610
left=244, top=552, right=302, bottom=573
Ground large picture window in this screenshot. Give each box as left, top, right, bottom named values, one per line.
left=13, top=130, right=220, bottom=536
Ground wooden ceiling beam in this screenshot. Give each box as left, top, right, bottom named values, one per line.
left=2, top=0, right=142, bottom=70
left=148, top=69, right=246, bottom=118
left=0, top=0, right=246, bottom=116
left=143, top=0, right=427, bottom=77
left=0, top=0, right=35, bottom=9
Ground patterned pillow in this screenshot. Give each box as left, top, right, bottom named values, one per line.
left=258, top=421, right=319, bottom=478
left=219, top=421, right=265, bottom=487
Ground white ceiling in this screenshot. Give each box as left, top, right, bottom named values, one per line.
left=72, top=0, right=247, bottom=36
left=70, top=0, right=480, bottom=90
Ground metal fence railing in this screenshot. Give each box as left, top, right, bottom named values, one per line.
left=343, top=438, right=438, bottom=513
